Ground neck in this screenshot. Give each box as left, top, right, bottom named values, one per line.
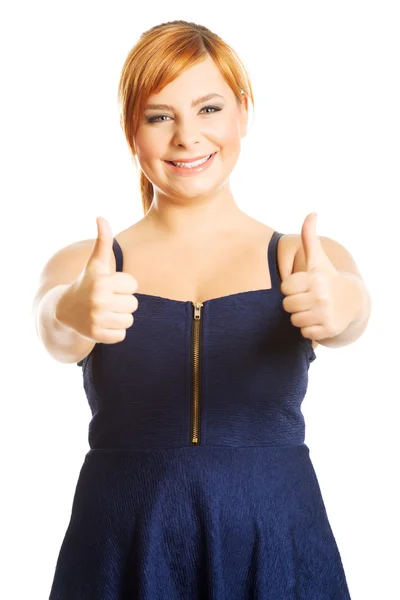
left=142, top=188, right=247, bottom=240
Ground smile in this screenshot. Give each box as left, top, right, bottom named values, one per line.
left=165, top=152, right=217, bottom=175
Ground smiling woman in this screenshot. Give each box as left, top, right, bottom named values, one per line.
left=44, top=19, right=354, bottom=600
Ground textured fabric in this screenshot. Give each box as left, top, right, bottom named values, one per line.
left=49, top=231, right=351, bottom=599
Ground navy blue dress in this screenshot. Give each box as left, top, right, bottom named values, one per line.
left=49, top=231, right=351, bottom=599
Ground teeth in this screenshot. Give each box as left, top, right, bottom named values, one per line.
left=171, top=155, right=211, bottom=168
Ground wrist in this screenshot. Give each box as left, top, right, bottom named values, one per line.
left=339, top=272, right=371, bottom=327
left=53, top=284, right=76, bottom=331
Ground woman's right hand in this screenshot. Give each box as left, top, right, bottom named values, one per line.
left=55, top=216, right=139, bottom=344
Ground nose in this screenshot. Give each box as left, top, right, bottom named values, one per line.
left=172, top=120, right=201, bottom=148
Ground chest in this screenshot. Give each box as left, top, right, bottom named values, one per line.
left=115, top=229, right=296, bottom=304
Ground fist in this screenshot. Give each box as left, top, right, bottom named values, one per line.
left=57, top=216, right=139, bottom=344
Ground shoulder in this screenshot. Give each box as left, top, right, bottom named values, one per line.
left=241, top=221, right=299, bottom=282
left=50, top=236, right=120, bottom=275
left=244, top=218, right=299, bottom=280
left=275, top=233, right=300, bottom=281
left=33, top=238, right=104, bottom=309
left=291, top=232, right=362, bottom=276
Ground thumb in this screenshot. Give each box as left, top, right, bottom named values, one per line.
left=86, top=216, right=113, bottom=274
left=301, top=212, right=323, bottom=271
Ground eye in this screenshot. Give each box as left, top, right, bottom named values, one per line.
left=146, top=105, right=222, bottom=124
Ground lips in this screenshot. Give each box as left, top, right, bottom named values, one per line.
left=166, top=152, right=216, bottom=164
left=165, top=151, right=217, bottom=175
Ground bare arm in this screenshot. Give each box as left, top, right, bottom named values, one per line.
left=34, top=283, right=95, bottom=364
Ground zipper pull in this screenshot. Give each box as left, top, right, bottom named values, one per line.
left=193, top=301, right=203, bottom=320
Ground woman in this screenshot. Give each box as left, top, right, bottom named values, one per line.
left=35, top=20, right=370, bottom=599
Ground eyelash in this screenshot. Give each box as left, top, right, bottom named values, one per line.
left=146, top=105, right=222, bottom=124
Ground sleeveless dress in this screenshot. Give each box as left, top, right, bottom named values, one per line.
left=49, top=231, right=351, bottom=599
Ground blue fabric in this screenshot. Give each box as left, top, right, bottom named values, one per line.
left=49, top=231, right=351, bottom=599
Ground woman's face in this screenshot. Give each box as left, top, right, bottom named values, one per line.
left=133, top=55, right=248, bottom=201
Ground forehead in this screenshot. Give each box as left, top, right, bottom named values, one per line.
left=147, top=56, right=232, bottom=102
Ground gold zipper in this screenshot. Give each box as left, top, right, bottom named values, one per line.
left=191, top=301, right=203, bottom=445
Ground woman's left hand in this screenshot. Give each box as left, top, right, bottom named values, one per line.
left=280, top=213, right=354, bottom=342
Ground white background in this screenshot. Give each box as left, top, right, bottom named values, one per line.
left=2, top=1, right=399, bottom=599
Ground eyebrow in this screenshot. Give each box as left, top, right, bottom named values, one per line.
left=144, top=93, right=225, bottom=111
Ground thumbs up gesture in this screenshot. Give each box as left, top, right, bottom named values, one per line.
left=57, top=217, right=139, bottom=344
left=281, top=213, right=352, bottom=342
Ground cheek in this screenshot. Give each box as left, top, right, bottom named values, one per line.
left=134, top=130, right=161, bottom=161
left=206, top=118, right=241, bottom=147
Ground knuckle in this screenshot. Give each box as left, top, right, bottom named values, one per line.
left=91, top=276, right=104, bottom=293
left=117, top=329, right=127, bottom=342
left=89, top=307, right=101, bottom=324
left=314, top=276, right=328, bottom=297
left=90, top=324, right=101, bottom=339
left=93, top=277, right=109, bottom=297
left=90, top=291, right=103, bottom=309
left=129, top=275, right=139, bottom=292
left=119, top=272, right=138, bottom=294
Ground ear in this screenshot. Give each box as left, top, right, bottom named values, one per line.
left=239, top=95, right=249, bottom=138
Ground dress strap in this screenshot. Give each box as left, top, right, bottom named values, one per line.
left=112, top=238, right=123, bottom=272
left=267, top=231, right=285, bottom=289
